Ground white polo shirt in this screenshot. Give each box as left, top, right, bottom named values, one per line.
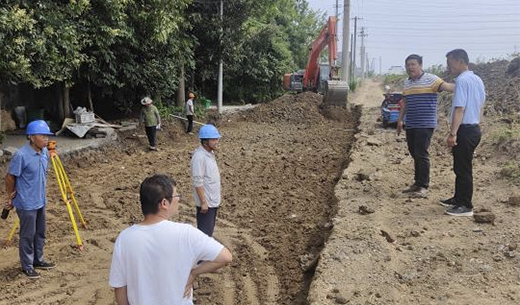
left=190, top=146, right=221, bottom=208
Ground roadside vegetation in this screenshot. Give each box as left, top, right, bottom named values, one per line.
left=0, top=0, right=326, bottom=118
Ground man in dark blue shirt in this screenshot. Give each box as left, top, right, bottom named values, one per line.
left=5, top=120, right=57, bottom=278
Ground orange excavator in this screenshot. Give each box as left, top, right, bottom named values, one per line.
left=283, top=16, right=348, bottom=105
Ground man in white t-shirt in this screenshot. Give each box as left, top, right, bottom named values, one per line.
left=109, top=174, right=232, bottom=305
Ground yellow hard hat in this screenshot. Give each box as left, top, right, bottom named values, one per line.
left=189, top=92, right=195, bottom=98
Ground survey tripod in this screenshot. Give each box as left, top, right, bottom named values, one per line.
left=4, top=140, right=87, bottom=250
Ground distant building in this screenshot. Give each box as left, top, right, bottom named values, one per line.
left=388, top=66, right=405, bottom=75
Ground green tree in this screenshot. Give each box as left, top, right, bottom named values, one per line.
left=0, top=1, right=89, bottom=119
left=80, top=0, right=193, bottom=111
left=188, top=0, right=323, bottom=103
left=0, top=1, right=88, bottom=87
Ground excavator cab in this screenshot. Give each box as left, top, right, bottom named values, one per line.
left=283, top=72, right=304, bottom=92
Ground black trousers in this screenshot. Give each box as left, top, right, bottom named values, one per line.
left=405, top=128, right=434, bottom=188
left=187, top=115, right=194, bottom=133
left=452, top=125, right=481, bottom=209
left=145, top=126, right=157, bottom=147
left=196, top=207, right=218, bottom=237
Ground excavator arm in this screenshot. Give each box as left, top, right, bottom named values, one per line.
left=303, top=16, right=338, bottom=89
left=303, top=16, right=348, bottom=105
left=283, top=16, right=348, bottom=105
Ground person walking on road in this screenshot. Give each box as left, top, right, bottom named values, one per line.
left=4, top=120, right=57, bottom=279
left=186, top=92, right=195, bottom=134
left=139, top=97, right=161, bottom=151
left=441, top=49, right=486, bottom=217
left=109, top=174, right=232, bottom=305
left=191, top=124, right=221, bottom=237
left=397, top=54, right=454, bottom=198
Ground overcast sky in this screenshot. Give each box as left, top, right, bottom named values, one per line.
left=305, top=0, right=520, bottom=74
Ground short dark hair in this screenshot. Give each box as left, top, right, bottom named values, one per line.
left=405, top=54, right=423, bottom=65
left=446, top=49, right=469, bottom=65
left=139, top=174, right=176, bottom=215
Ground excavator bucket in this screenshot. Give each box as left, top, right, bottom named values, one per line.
left=323, top=80, right=349, bottom=106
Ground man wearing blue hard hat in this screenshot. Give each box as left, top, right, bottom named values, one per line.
left=190, top=124, right=222, bottom=237
left=4, top=120, right=56, bottom=279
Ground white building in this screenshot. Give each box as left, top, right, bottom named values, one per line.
left=388, top=66, right=405, bottom=75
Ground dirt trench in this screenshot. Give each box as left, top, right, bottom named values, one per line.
left=0, top=92, right=360, bottom=305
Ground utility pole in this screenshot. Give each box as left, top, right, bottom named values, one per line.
left=217, top=0, right=223, bottom=113
left=335, top=0, right=339, bottom=17
left=365, top=52, right=369, bottom=78
left=368, top=55, right=374, bottom=77
left=341, top=0, right=350, bottom=82
left=359, top=27, right=367, bottom=80
left=349, top=33, right=354, bottom=82
left=379, top=56, right=382, bottom=75
left=352, top=16, right=359, bottom=77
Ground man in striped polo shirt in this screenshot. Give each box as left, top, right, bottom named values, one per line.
left=397, top=54, right=454, bottom=197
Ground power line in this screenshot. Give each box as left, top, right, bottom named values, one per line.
left=362, top=18, right=520, bottom=25
left=366, top=32, right=519, bottom=38
left=366, top=45, right=518, bottom=51
left=357, top=0, right=519, bottom=9
left=358, top=11, right=519, bottom=17
left=366, top=26, right=520, bottom=31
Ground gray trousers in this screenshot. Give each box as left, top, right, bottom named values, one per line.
left=16, top=207, right=46, bottom=271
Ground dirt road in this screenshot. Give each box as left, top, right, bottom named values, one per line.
left=0, top=92, right=359, bottom=304
left=309, top=80, right=520, bottom=304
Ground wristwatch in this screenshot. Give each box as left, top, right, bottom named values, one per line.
left=449, top=133, right=456, bottom=137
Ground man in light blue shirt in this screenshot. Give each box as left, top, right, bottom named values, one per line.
left=441, top=49, right=486, bottom=217
left=5, top=120, right=57, bottom=278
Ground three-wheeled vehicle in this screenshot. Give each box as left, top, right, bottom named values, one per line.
left=380, top=92, right=404, bottom=128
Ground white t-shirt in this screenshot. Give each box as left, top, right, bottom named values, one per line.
left=191, top=146, right=221, bottom=208
left=186, top=99, right=194, bottom=116
left=109, top=220, right=224, bottom=305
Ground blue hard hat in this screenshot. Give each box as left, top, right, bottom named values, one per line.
left=26, top=120, right=53, bottom=136
left=198, top=124, right=221, bottom=139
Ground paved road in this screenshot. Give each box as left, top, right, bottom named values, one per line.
left=0, top=134, right=115, bottom=157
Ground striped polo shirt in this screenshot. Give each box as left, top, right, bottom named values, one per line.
left=403, top=73, right=444, bottom=129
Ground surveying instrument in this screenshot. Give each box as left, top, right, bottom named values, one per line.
left=4, top=140, right=87, bottom=250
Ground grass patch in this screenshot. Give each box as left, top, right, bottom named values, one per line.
left=499, top=161, right=520, bottom=184
left=155, top=100, right=207, bottom=121
left=489, top=125, right=520, bottom=145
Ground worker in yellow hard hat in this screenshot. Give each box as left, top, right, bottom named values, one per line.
left=186, top=93, right=195, bottom=134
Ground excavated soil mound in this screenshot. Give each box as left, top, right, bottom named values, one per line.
left=237, top=91, right=325, bottom=125
left=470, top=59, right=520, bottom=115
left=0, top=92, right=359, bottom=305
